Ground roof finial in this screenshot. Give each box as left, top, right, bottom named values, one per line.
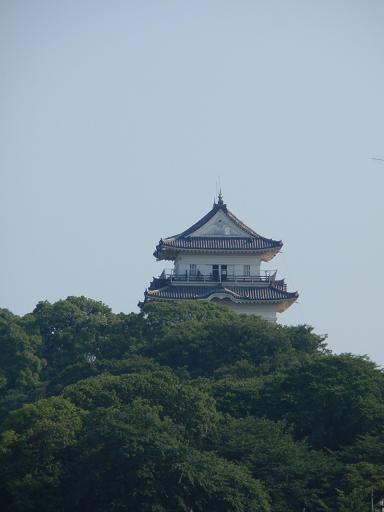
left=217, top=175, right=224, bottom=205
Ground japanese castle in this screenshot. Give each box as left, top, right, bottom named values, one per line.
left=142, top=193, right=298, bottom=322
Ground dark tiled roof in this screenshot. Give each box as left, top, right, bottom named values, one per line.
left=145, top=284, right=298, bottom=303
left=154, top=200, right=282, bottom=259
left=158, top=236, right=282, bottom=251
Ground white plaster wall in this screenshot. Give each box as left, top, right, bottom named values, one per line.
left=175, top=253, right=262, bottom=276
left=209, top=298, right=278, bottom=321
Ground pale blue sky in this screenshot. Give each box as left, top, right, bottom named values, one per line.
left=1, top=1, right=384, bottom=363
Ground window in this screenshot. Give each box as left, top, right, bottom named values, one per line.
left=227, top=264, right=235, bottom=278
left=190, top=264, right=197, bottom=276
left=243, top=264, right=251, bottom=277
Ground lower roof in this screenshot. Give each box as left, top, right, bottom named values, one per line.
left=144, top=284, right=298, bottom=303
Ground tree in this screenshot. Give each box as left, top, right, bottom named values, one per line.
left=256, top=354, right=384, bottom=449
left=32, top=297, right=140, bottom=376
left=67, top=400, right=271, bottom=512
left=336, top=462, right=384, bottom=512
left=62, top=370, right=219, bottom=440
left=212, top=416, right=336, bottom=511
left=204, top=376, right=266, bottom=417
left=145, top=314, right=301, bottom=377
left=0, top=309, right=45, bottom=422
left=0, top=397, right=84, bottom=512
left=0, top=309, right=43, bottom=392
left=142, top=300, right=235, bottom=337
left=1, top=297, right=383, bottom=511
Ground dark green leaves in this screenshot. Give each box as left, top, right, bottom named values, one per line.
left=1, top=298, right=383, bottom=511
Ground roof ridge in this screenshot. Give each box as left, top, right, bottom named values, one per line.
left=225, top=209, right=259, bottom=237
left=166, top=202, right=223, bottom=239
left=164, top=201, right=278, bottom=241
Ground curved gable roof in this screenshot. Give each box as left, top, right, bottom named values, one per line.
left=170, top=200, right=259, bottom=239
left=154, top=197, right=282, bottom=260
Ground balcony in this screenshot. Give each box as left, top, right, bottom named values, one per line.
left=161, top=270, right=277, bottom=284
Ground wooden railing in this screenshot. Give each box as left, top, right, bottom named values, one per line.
left=163, top=272, right=276, bottom=283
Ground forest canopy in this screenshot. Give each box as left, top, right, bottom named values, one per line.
left=1, top=297, right=384, bottom=511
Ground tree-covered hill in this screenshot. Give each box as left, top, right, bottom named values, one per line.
left=1, top=297, right=383, bottom=511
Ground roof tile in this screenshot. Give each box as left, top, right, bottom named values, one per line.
left=145, top=284, right=298, bottom=302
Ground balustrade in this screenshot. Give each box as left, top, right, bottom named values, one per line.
left=161, top=271, right=276, bottom=284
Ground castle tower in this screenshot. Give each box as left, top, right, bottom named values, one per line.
left=142, top=194, right=298, bottom=322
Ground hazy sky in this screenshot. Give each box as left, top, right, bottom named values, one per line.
left=1, top=1, right=384, bottom=363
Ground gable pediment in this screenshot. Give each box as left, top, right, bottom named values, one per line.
left=186, top=209, right=250, bottom=237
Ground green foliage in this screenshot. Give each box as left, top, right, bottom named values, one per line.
left=336, top=462, right=384, bottom=512
left=142, top=300, right=235, bottom=335
left=144, top=313, right=308, bottom=377
left=0, top=309, right=44, bottom=391
left=172, top=448, right=271, bottom=512
left=0, top=397, right=84, bottom=511
left=33, top=297, right=141, bottom=377
left=206, top=376, right=266, bottom=417
left=212, top=416, right=337, bottom=511
left=67, top=400, right=270, bottom=512
left=0, top=309, right=45, bottom=422
left=0, top=298, right=383, bottom=511
left=256, top=354, right=384, bottom=449
left=62, top=369, right=219, bottom=440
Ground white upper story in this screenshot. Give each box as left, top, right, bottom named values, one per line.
left=174, top=253, right=263, bottom=280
